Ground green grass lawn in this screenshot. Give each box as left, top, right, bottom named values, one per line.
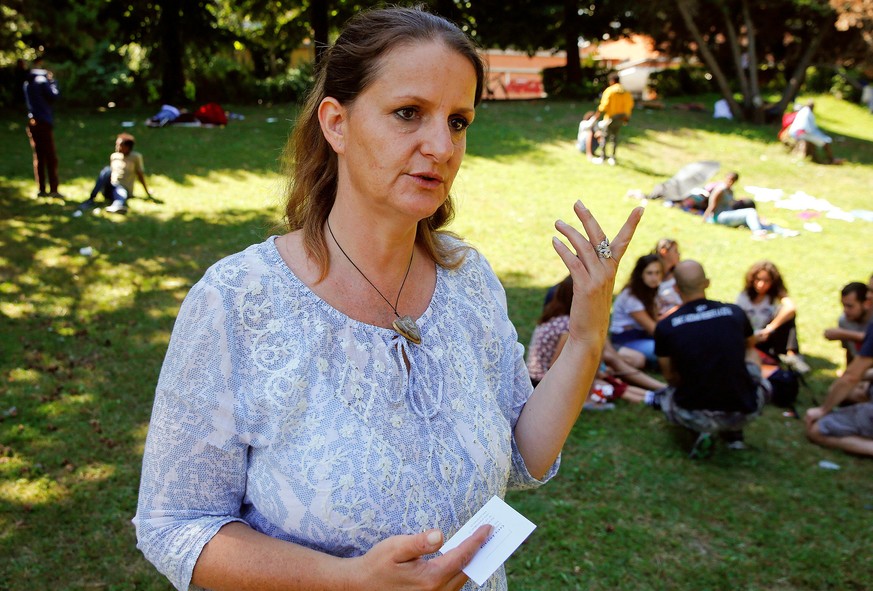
left=1, top=94, right=872, bottom=590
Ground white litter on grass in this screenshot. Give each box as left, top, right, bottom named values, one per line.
left=825, top=210, right=856, bottom=222
left=745, top=185, right=873, bottom=223
left=266, top=117, right=278, bottom=123
left=776, top=191, right=836, bottom=212
left=850, top=210, right=873, bottom=222
left=818, top=460, right=840, bottom=470
left=803, top=222, right=823, bottom=232
left=79, top=246, right=94, bottom=256
left=744, top=186, right=783, bottom=202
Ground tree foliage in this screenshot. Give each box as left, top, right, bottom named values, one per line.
left=632, top=0, right=872, bottom=121
left=462, top=0, right=638, bottom=90
left=1, top=0, right=871, bottom=110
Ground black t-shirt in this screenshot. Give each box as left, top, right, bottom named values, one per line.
left=655, top=298, right=756, bottom=412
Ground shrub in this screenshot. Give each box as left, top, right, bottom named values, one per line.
left=804, top=66, right=832, bottom=93
left=542, top=65, right=611, bottom=99
left=253, top=63, right=315, bottom=104
left=9, top=43, right=138, bottom=108
left=184, top=57, right=314, bottom=105
left=0, top=64, right=25, bottom=109
left=188, top=55, right=253, bottom=103
left=647, top=65, right=712, bottom=97
left=803, top=66, right=863, bottom=103
left=830, top=69, right=862, bottom=103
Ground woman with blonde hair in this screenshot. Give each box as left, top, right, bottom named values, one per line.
left=134, top=6, right=642, bottom=591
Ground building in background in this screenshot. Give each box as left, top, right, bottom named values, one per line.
left=482, top=35, right=673, bottom=100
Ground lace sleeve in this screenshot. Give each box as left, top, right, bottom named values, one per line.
left=133, top=279, right=248, bottom=591
left=472, top=252, right=560, bottom=490
left=507, top=339, right=561, bottom=489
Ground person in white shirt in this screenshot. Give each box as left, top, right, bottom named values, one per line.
left=787, top=100, right=840, bottom=164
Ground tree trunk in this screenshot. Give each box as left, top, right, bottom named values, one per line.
left=158, top=0, right=186, bottom=104
left=563, top=0, right=582, bottom=86
left=741, top=0, right=763, bottom=124
left=676, top=0, right=743, bottom=119
left=775, top=26, right=828, bottom=115
left=721, top=6, right=750, bottom=106
left=311, top=0, right=329, bottom=64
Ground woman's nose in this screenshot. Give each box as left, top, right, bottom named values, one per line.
left=421, top=120, right=455, bottom=162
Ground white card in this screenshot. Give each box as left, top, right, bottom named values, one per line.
left=439, top=496, right=536, bottom=587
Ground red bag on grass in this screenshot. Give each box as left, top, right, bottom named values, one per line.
left=195, top=103, right=228, bottom=126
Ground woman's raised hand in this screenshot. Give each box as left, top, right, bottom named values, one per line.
left=353, top=524, right=492, bottom=591
left=552, top=201, right=643, bottom=347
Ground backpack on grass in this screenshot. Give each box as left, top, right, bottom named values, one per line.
left=768, top=368, right=800, bottom=408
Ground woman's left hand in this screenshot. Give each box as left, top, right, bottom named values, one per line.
left=552, top=201, right=643, bottom=348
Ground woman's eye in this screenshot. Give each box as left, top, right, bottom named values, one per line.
left=449, top=116, right=470, bottom=132
left=395, top=107, right=417, bottom=120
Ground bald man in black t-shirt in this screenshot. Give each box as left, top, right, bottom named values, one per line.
left=654, top=260, right=771, bottom=458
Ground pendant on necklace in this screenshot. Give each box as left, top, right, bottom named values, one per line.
left=393, top=315, right=422, bottom=345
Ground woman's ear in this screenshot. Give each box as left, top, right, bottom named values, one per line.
left=318, top=97, right=346, bottom=154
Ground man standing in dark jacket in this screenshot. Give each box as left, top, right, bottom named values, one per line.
left=23, top=56, right=62, bottom=198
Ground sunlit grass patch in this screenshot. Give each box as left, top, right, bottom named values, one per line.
left=1, top=98, right=872, bottom=590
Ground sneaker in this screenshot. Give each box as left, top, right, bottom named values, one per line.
left=689, top=432, right=714, bottom=459
left=47, top=191, right=65, bottom=199
left=590, top=157, right=604, bottom=164
left=105, top=200, right=129, bottom=214
left=780, top=354, right=811, bottom=375
left=645, top=388, right=666, bottom=410
left=37, top=191, right=50, bottom=197
left=607, top=157, right=616, bottom=166
left=76, top=200, right=97, bottom=212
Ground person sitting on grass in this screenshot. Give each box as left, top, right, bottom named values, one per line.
left=787, top=100, right=843, bottom=165
left=653, top=237, right=682, bottom=316
left=609, top=254, right=663, bottom=366
left=805, top=316, right=873, bottom=458
left=600, top=339, right=666, bottom=393
left=824, top=281, right=873, bottom=370
left=576, top=110, right=603, bottom=161
left=529, top=276, right=660, bottom=409
left=824, top=279, right=873, bottom=405
left=683, top=171, right=739, bottom=213
left=736, top=260, right=810, bottom=373
left=701, top=172, right=799, bottom=238
left=75, top=133, right=153, bottom=215
left=538, top=277, right=666, bottom=394
left=653, top=260, right=771, bottom=458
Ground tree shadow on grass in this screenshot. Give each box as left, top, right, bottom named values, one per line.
left=0, top=184, right=276, bottom=589
left=0, top=186, right=561, bottom=588
left=466, top=100, right=873, bottom=183
left=0, top=106, right=293, bottom=192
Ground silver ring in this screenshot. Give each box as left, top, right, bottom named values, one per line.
left=595, top=239, right=612, bottom=259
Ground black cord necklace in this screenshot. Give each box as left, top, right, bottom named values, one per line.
left=326, top=218, right=422, bottom=345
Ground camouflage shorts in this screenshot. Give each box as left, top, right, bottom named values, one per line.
left=660, top=362, right=770, bottom=433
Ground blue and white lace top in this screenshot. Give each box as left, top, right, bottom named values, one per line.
left=133, top=236, right=557, bottom=591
